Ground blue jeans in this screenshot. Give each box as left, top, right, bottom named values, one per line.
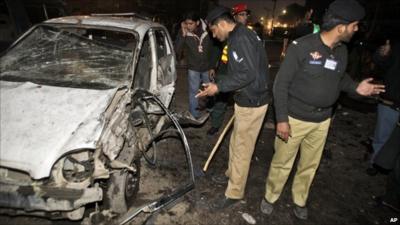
left=371, top=104, right=399, bottom=163
left=188, top=69, right=210, bottom=118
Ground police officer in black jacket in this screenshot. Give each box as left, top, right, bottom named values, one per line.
left=197, top=6, right=270, bottom=209
left=260, top=0, right=385, bottom=220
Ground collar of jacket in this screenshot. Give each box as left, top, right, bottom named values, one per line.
left=186, top=19, right=208, bottom=40
left=317, top=33, right=343, bottom=50
left=228, top=23, right=241, bottom=38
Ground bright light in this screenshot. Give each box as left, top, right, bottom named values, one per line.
left=282, top=9, right=287, bottom=14
left=283, top=24, right=288, bottom=28
left=260, top=16, right=264, bottom=21
left=267, top=20, right=272, bottom=30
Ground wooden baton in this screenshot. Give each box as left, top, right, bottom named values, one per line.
left=202, top=115, right=235, bottom=172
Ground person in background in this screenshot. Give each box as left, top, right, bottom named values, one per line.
left=260, top=0, right=385, bottom=220
left=281, top=7, right=320, bottom=60
left=232, top=3, right=250, bottom=27
left=175, top=11, right=216, bottom=121
left=367, top=39, right=400, bottom=175
left=373, top=114, right=400, bottom=213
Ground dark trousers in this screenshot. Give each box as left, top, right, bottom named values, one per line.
left=380, top=124, right=400, bottom=209
left=383, top=156, right=400, bottom=209
left=375, top=120, right=400, bottom=209
left=210, top=92, right=229, bottom=129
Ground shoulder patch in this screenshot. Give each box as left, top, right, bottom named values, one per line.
left=292, top=40, right=298, bottom=45
left=232, top=51, right=243, bottom=63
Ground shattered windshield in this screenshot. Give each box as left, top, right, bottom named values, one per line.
left=0, top=25, right=137, bottom=89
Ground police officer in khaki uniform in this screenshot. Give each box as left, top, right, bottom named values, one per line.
left=207, top=3, right=252, bottom=136
left=260, top=0, right=385, bottom=219
left=199, top=6, right=270, bottom=209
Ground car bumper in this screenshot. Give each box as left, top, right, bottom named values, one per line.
left=0, top=181, right=102, bottom=211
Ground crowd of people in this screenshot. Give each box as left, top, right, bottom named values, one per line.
left=174, top=0, right=399, bottom=220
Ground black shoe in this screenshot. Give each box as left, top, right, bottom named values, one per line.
left=207, top=127, right=219, bottom=136
left=211, top=195, right=240, bottom=209
left=293, top=205, right=308, bottom=220
left=260, top=198, right=274, bottom=215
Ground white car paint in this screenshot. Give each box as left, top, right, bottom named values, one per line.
left=0, top=81, right=117, bottom=179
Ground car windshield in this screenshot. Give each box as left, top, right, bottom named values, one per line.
left=0, top=25, right=137, bottom=89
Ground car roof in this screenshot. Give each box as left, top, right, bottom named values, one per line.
left=44, top=15, right=165, bottom=38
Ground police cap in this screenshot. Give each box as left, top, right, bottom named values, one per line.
left=206, top=6, right=231, bottom=25
left=328, top=0, right=365, bottom=22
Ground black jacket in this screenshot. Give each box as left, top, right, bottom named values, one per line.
left=217, top=24, right=270, bottom=107
left=274, top=33, right=358, bottom=123
left=374, top=42, right=400, bottom=108
left=175, top=19, right=215, bottom=72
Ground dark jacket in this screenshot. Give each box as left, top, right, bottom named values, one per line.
left=274, top=33, right=358, bottom=123
left=175, top=19, right=215, bottom=72
left=216, top=24, right=270, bottom=107
left=373, top=42, right=400, bottom=108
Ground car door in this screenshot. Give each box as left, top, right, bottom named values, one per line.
left=148, top=28, right=176, bottom=108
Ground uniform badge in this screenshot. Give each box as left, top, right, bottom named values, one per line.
left=324, top=59, right=338, bottom=70
left=309, top=60, right=322, bottom=65
left=232, top=51, right=243, bottom=63
left=310, top=51, right=322, bottom=60
left=309, top=51, right=323, bottom=65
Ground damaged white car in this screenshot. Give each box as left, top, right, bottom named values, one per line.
left=0, top=15, right=195, bottom=223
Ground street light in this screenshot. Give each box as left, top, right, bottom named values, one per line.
left=282, top=9, right=287, bottom=14
left=271, top=0, right=277, bottom=34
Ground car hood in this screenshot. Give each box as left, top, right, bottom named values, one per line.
left=0, top=81, right=118, bottom=179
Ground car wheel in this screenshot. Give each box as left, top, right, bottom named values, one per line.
left=105, top=159, right=140, bottom=214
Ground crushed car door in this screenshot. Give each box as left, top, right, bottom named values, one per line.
left=121, top=29, right=194, bottom=225
left=146, top=28, right=176, bottom=112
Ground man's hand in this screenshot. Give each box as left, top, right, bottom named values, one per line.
left=209, top=69, right=216, bottom=81
left=356, top=78, right=385, bottom=96
left=276, top=122, right=291, bottom=142
left=195, top=83, right=218, bottom=98
left=180, top=22, right=188, bottom=37
left=379, top=40, right=391, bottom=57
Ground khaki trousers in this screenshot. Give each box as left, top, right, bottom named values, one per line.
left=265, top=116, right=331, bottom=207
left=225, top=104, right=268, bottom=199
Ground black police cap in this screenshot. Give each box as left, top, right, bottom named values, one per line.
left=206, top=6, right=231, bottom=24
left=328, top=0, right=365, bottom=22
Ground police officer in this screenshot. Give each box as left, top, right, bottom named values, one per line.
left=260, top=0, right=385, bottom=220
left=198, top=6, right=270, bottom=209
left=207, top=3, right=252, bottom=136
